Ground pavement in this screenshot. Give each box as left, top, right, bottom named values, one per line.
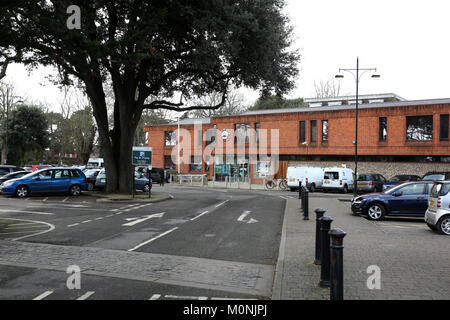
left=272, top=196, right=450, bottom=300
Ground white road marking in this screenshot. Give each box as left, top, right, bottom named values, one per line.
left=62, top=197, right=69, bottom=202
left=122, top=212, right=165, bottom=227
left=105, top=215, right=114, bottom=218
left=42, top=197, right=48, bottom=202
left=33, top=290, right=53, bottom=300
left=211, top=297, right=257, bottom=300
left=164, top=295, right=208, bottom=300
left=5, top=218, right=55, bottom=241
left=76, top=291, right=95, bottom=300
left=190, top=211, right=209, bottom=221
left=0, top=209, right=54, bottom=215
left=215, top=200, right=229, bottom=208
left=237, top=211, right=258, bottom=224
left=81, top=220, right=92, bottom=224
left=67, top=223, right=79, bottom=227
left=279, top=196, right=288, bottom=200
left=149, top=294, right=161, bottom=300
left=7, top=222, right=36, bottom=226
left=128, top=227, right=178, bottom=252
left=94, top=217, right=103, bottom=221
left=5, top=224, right=46, bottom=230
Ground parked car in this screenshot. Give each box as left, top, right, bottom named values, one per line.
left=382, top=174, right=422, bottom=190
left=322, top=167, right=354, bottom=193
left=0, top=171, right=29, bottom=185
left=287, top=166, right=324, bottom=192
left=0, top=168, right=88, bottom=198
left=24, top=164, right=53, bottom=172
left=356, top=173, right=387, bottom=193
left=84, top=168, right=102, bottom=191
left=95, top=169, right=151, bottom=192
left=425, top=181, right=450, bottom=235
left=351, top=181, right=435, bottom=220
left=0, top=165, right=25, bottom=176
left=421, top=171, right=450, bottom=181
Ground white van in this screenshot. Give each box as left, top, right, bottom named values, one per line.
left=87, top=158, right=104, bottom=168
left=287, top=166, right=324, bottom=192
left=322, top=167, right=354, bottom=193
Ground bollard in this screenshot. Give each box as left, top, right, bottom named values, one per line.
left=298, top=181, right=302, bottom=199
left=318, top=216, right=333, bottom=288
left=303, top=188, right=309, bottom=220
left=301, top=186, right=305, bottom=211
left=314, top=208, right=326, bottom=265
left=329, top=228, right=346, bottom=300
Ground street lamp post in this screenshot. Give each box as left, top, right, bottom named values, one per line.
left=336, top=57, right=380, bottom=199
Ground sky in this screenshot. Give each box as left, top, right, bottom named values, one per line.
left=4, top=0, right=450, bottom=111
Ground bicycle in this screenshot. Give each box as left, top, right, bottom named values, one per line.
left=265, top=178, right=288, bottom=191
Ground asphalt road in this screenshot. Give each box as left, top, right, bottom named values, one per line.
left=0, top=185, right=297, bottom=300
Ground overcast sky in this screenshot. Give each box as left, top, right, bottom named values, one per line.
left=4, top=0, right=450, bottom=111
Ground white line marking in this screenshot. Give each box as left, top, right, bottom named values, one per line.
left=7, top=222, right=36, bottom=226
left=105, top=215, right=114, bottom=218
left=211, top=297, right=257, bottom=300
left=190, top=211, right=209, bottom=221
left=237, top=211, right=251, bottom=221
left=128, top=227, right=178, bottom=252
left=42, top=197, right=48, bottom=202
left=33, top=290, right=53, bottom=300
left=4, top=218, right=55, bottom=241
left=62, top=197, right=69, bottom=202
left=5, top=224, right=44, bottom=230
left=149, top=294, right=161, bottom=300
left=94, top=217, right=103, bottom=221
left=122, top=212, right=165, bottom=227
left=215, top=200, right=229, bottom=208
left=0, top=209, right=54, bottom=215
left=77, top=291, right=95, bottom=300
left=67, top=223, right=79, bottom=227
left=164, top=295, right=208, bottom=300
left=81, top=220, right=92, bottom=224
left=279, top=196, right=288, bottom=200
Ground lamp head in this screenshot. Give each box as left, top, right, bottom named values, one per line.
left=371, top=74, right=381, bottom=79
left=335, top=74, right=344, bottom=79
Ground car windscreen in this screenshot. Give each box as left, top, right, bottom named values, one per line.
left=390, top=176, right=409, bottom=182
left=324, top=172, right=339, bottom=179
left=357, top=175, right=372, bottom=181
left=422, top=174, right=445, bottom=181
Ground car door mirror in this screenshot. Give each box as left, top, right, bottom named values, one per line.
left=393, top=191, right=403, bottom=197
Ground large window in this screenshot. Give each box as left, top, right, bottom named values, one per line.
left=299, top=121, right=306, bottom=143
left=322, top=120, right=328, bottom=142
left=234, top=123, right=250, bottom=144
left=406, top=115, right=433, bottom=141
left=379, top=117, right=387, bottom=141
left=440, top=114, right=449, bottom=141
left=165, top=130, right=177, bottom=146
left=164, top=155, right=176, bottom=170
left=190, top=155, right=202, bottom=172
left=310, top=120, right=317, bottom=143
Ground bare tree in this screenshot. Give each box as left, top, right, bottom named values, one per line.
left=188, top=88, right=247, bottom=118
left=314, top=77, right=342, bottom=98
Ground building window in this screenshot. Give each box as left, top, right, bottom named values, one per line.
left=310, top=120, right=317, bottom=143
left=164, top=155, right=176, bottom=170
left=406, top=115, right=433, bottom=141
left=299, top=121, right=306, bottom=143
left=322, top=120, right=328, bottom=142
left=165, top=130, right=176, bottom=146
left=190, top=155, right=202, bottom=172
left=379, top=117, right=387, bottom=141
left=440, top=114, right=449, bottom=141
left=234, top=123, right=250, bottom=144
left=255, top=123, right=260, bottom=144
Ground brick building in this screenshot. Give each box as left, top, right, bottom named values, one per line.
left=144, top=94, right=450, bottom=183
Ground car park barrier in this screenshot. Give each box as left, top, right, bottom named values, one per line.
left=314, top=208, right=326, bottom=265
left=329, top=228, right=346, bottom=300
left=318, top=216, right=333, bottom=288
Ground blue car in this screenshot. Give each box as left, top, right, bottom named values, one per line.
left=0, top=168, right=88, bottom=198
left=351, top=181, right=435, bottom=220
left=382, top=174, right=421, bottom=191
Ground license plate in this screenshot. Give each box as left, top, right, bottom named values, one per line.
left=101, top=179, right=106, bottom=183
left=324, top=181, right=330, bottom=184
left=429, top=200, right=434, bottom=206
left=358, top=184, right=365, bottom=188
left=289, top=179, right=295, bottom=182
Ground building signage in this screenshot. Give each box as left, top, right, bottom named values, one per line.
left=132, top=147, right=152, bottom=166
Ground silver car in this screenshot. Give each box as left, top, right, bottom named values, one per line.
left=425, top=182, right=450, bottom=235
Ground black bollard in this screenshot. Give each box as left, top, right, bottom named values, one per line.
left=318, top=216, right=333, bottom=288
left=298, top=181, right=302, bottom=199
left=303, top=188, right=309, bottom=220
left=329, top=228, right=346, bottom=300
left=314, top=208, right=326, bottom=265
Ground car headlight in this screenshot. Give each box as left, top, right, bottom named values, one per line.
left=2, top=181, right=14, bottom=187
left=352, top=197, right=365, bottom=204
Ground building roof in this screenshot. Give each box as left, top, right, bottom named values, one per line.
left=304, top=93, right=406, bottom=105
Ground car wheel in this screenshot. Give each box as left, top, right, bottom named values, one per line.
left=87, top=182, right=94, bottom=191
left=69, top=185, right=82, bottom=196
left=143, top=184, right=150, bottom=192
left=436, top=215, right=450, bottom=235
left=366, top=203, right=385, bottom=221
left=15, top=185, right=29, bottom=198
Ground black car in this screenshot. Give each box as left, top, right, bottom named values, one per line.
left=382, top=174, right=421, bottom=191
left=136, top=167, right=168, bottom=183
left=351, top=181, right=435, bottom=220
left=356, top=173, right=387, bottom=193
left=421, top=171, right=450, bottom=181
left=83, top=168, right=102, bottom=190
left=0, top=165, right=25, bottom=177
left=0, top=171, right=29, bottom=185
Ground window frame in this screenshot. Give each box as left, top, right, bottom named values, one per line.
left=321, top=120, right=328, bottom=142
left=379, top=117, right=387, bottom=141
left=440, top=114, right=449, bottom=141
left=299, top=121, right=306, bottom=143
left=310, top=120, right=317, bottom=143
left=406, top=115, right=433, bottom=142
